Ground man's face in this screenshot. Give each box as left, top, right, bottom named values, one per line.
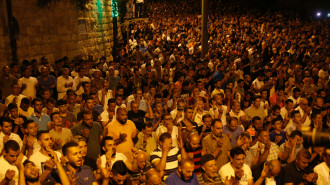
left=39, top=133, right=53, bottom=150
left=162, top=115, right=173, bottom=127
left=185, top=109, right=194, bottom=121
left=316, top=98, right=324, bottom=108
left=20, top=103, right=29, bottom=111
left=12, top=84, right=20, bottom=95
left=26, top=122, right=38, bottom=137
left=291, top=135, right=303, bottom=146
left=24, top=162, right=39, bottom=182
left=232, top=102, right=240, bottom=112
left=108, top=103, right=116, bottom=112
left=177, top=102, right=185, bottom=112
left=155, top=103, right=163, bottom=114
left=214, top=95, right=222, bottom=104
left=273, top=120, right=282, bottom=131
left=117, top=89, right=124, bottom=96
left=285, top=102, right=293, bottom=111
left=143, top=127, right=153, bottom=137
left=293, top=113, right=302, bottom=123
left=131, top=102, right=139, bottom=113
left=4, top=149, right=20, bottom=164
left=103, top=139, right=116, bottom=154
left=189, top=136, right=200, bottom=151
left=258, top=131, right=270, bottom=144
left=86, top=99, right=94, bottom=110
left=66, top=146, right=83, bottom=168
left=34, top=101, right=43, bottom=113
left=228, top=120, right=238, bottom=132
left=135, top=90, right=143, bottom=99
left=160, top=138, right=172, bottom=149
left=9, top=108, right=19, bottom=118
left=294, top=91, right=301, bottom=99
left=273, top=109, right=280, bottom=117
left=202, top=160, right=218, bottom=179
left=299, top=99, right=308, bottom=110
left=58, top=104, right=67, bottom=113
left=211, top=121, right=223, bottom=137
left=117, top=109, right=128, bottom=125
left=296, top=156, right=310, bottom=170
left=52, top=114, right=63, bottom=126
left=253, top=98, right=261, bottom=108
left=112, top=173, right=127, bottom=185
left=83, top=114, right=93, bottom=127
left=254, top=120, right=263, bottom=131
left=78, top=141, right=88, bottom=157
left=43, top=91, right=51, bottom=100
left=231, top=154, right=245, bottom=169
left=178, top=162, right=195, bottom=181
left=2, top=121, right=12, bottom=135
left=116, top=97, right=123, bottom=106
left=203, top=117, right=212, bottom=128
left=137, top=154, right=146, bottom=170
left=68, top=95, right=76, bottom=104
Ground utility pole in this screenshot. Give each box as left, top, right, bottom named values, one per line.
left=201, top=0, right=208, bottom=58
left=6, top=0, right=18, bottom=63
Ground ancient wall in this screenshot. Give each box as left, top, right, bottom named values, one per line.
left=0, top=0, right=114, bottom=67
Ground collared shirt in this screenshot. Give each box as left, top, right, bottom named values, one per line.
left=0, top=132, right=23, bottom=152
left=249, top=141, right=280, bottom=162
left=64, top=165, right=96, bottom=185
left=135, top=132, right=157, bottom=160
left=150, top=147, right=181, bottom=177
left=28, top=112, right=51, bottom=131
left=197, top=173, right=223, bottom=185
left=202, top=133, right=231, bottom=170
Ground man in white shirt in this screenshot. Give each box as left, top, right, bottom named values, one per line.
left=72, top=67, right=90, bottom=96
left=0, top=117, right=23, bottom=152
left=98, top=81, right=114, bottom=110
left=57, top=68, right=73, bottom=100
left=100, top=98, right=117, bottom=127
left=156, top=113, right=179, bottom=148
left=18, top=68, right=38, bottom=100
left=314, top=148, right=330, bottom=185
left=5, top=84, right=26, bottom=107
left=0, top=140, right=26, bottom=185
left=170, top=98, right=185, bottom=124
left=252, top=74, right=265, bottom=94
left=294, top=98, right=311, bottom=128
left=287, top=87, right=301, bottom=107
left=209, top=93, right=228, bottom=125
left=219, top=147, right=254, bottom=185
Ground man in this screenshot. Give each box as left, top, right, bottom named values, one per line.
left=295, top=98, right=311, bottom=128
left=98, top=80, right=114, bottom=110
left=283, top=149, right=318, bottom=185
left=0, top=117, right=23, bottom=152
left=49, top=112, right=73, bottom=152
left=72, top=67, right=91, bottom=96
left=313, top=148, right=330, bottom=185
left=129, top=150, right=152, bottom=185
left=288, top=87, right=301, bottom=107
left=102, top=160, right=132, bottom=185
left=107, top=66, right=121, bottom=92
left=146, top=168, right=163, bottom=185
left=106, top=108, right=138, bottom=163
left=128, top=100, right=153, bottom=131
left=280, top=99, right=294, bottom=127
left=135, top=123, right=158, bottom=160
left=156, top=113, right=179, bottom=147
left=223, top=117, right=243, bottom=147
left=37, top=66, right=56, bottom=97
left=57, top=99, right=77, bottom=128
left=0, top=66, right=17, bottom=100
left=62, top=141, right=98, bottom=185
left=197, top=154, right=224, bottom=185
left=165, top=158, right=199, bottom=185
left=28, top=98, right=51, bottom=131
left=184, top=132, right=203, bottom=175
left=202, top=119, right=231, bottom=170
left=18, top=98, right=34, bottom=118
left=280, top=130, right=303, bottom=164
left=21, top=120, right=40, bottom=157
left=170, top=98, right=185, bottom=124
left=209, top=94, right=228, bottom=125
left=8, top=103, right=26, bottom=138
left=284, top=110, right=303, bottom=135
left=244, top=96, right=266, bottom=122
left=18, top=68, right=38, bottom=100
left=0, top=140, right=24, bottom=185
left=252, top=160, right=285, bottom=185
left=29, top=131, right=62, bottom=183
left=5, top=84, right=25, bottom=107
left=198, top=114, right=213, bottom=139
left=219, top=147, right=254, bottom=185
left=57, top=67, right=73, bottom=100
left=179, top=107, right=198, bottom=141
left=71, top=110, right=103, bottom=169
left=77, top=97, right=100, bottom=122
left=100, top=98, right=117, bottom=127
left=150, top=132, right=185, bottom=178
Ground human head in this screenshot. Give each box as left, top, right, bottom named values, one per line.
left=142, top=123, right=154, bottom=137
left=108, top=98, right=116, bottom=112
left=178, top=158, right=195, bottom=182
left=136, top=150, right=147, bottom=170
left=37, top=131, right=53, bottom=150
left=116, top=108, right=128, bottom=125
left=295, top=149, right=311, bottom=170
left=200, top=154, right=218, bottom=179
left=20, top=98, right=30, bottom=111
left=72, top=136, right=87, bottom=158
left=184, top=106, right=194, bottom=121
left=266, top=160, right=282, bottom=177
left=229, top=147, right=246, bottom=169
left=211, top=119, right=223, bottom=137
left=85, top=97, right=95, bottom=111
left=146, top=168, right=162, bottom=185
left=257, top=129, right=270, bottom=144
left=158, top=132, right=172, bottom=150
left=291, top=110, right=302, bottom=124
left=131, top=100, right=139, bottom=113
left=11, top=83, right=20, bottom=95
left=82, top=110, right=93, bottom=127
left=227, top=117, right=239, bottom=132
left=284, top=99, right=294, bottom=111
left=32, top=98, right=43, bottom=113
left=50, top=112, right=62, bottom=126
left=57, top=99, right=67, bottom=113
left=102, top=136, right=116, bottom=154
left=202, top=114, right=212, bottom=128
left=0, top=117, right=13, bottom=136
left=3, top=140, right=20, bottom=164
left=111, top=161, right=128, bottom=185
left=289, top=130, right=303, bottom=146
left=271, top=116, right=283, bottom=131
left=252, top=96, right=261, bottom=108
left=177, top=99, right=185, bottom=112
left=8, top=103, right=19, bottom=118
left=252, top=116, right=262, bottom=131
left=23, top=160, right=39, bottom=182
left=187, top=132, right=200, bottom=151
left=24, top=120, right=38, bottom=137
left=293, top=88, right=301, bottom=99
left=161, top=113, right=173, bottom=128
left=62, top=142, right=82, bottom=168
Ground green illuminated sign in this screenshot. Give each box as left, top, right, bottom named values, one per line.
left=111, top=0, right=118, bottom=17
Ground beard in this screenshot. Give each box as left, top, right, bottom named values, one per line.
left=26, top=175, right=39, bottom=183
left=118, top=119, right=127, bottom=125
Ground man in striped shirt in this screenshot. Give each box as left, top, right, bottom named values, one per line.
left=150, top=132, right=187, bottom=178
left=184, top=132, right=204, bottom=175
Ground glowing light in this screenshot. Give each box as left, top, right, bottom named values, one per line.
left=316, top=12, right=321, bottom=17
left=111, top=0, right=118, bottom=17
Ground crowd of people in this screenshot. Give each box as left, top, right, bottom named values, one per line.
left=0, top=0, right=329, bottom=184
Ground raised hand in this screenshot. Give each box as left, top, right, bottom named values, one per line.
left=275, top=135, right=282, bottom=144
left=234, top=168, right=244, bottom=180
left=81, top=128, right=90, bottom=139
left=5, top=169, right=16, bottom=182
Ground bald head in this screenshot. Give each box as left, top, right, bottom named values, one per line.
left=146, top=168, right=162, bottom=185
left=268, top=160, right=281, bottom=177
left=188, top=132, right=200, bottom=151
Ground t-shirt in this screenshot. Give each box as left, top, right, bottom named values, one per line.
left=165, top=171, right=199, bottom=185
left=128, top=110, right=146, bottom=131
left=223, top=125, right=243, bottom=147
left=283, top=162, right=304, bottom=185
left=314, top=162, right=330, bottom=185
left=49, top=128, right=73, bottom=152
left=18, top=77, right=38, bottom=99
left=150, top=147, right=181, bottom=177
left=100, top=152, right=127, bottom=168
left=29, top=151, right=62, bottom=175
left=219, top=163, right=253, bottom=185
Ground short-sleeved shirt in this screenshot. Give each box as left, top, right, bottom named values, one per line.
left=49, top=128, right=73, bottom=151
left=64, top=165, right=96, bottom=185
left=197, top=173, right=223, bottom=185
left=202, top=133, right=231, bottom=170
left=283, top=162, right=304, bottom=184
left=219, top=163, right=253, bottom=185
left=314, top=162, right=330, bottom=185
left=18, top=76, right=38, bottom=99
left=71, top=122, right=103, bottom=161
left=222, top=125, right=243, bottom=147
left=29, top=151, right=62, bottom=175
left=184, top=144, right=203, bottom=175
left=248, top=141, right=280, bottom=162
left=100, top=152, right=127, bottom=168
left=128, top=110, right=146, bottom=131
left=28, top=113, right=51, bottom=131
left=165, top=171, right=199, bottom=185
left=150, top=147, right=181, bottom=177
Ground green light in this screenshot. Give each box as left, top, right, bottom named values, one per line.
left=111, top=0, right=118, bottom=17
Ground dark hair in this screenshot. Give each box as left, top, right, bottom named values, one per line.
left=202, top=114, right=212, bottom=122
left=62, top=141, right=79, bottom=156
left=23, top=120, right=35, bottom=129
left=291, top=110, right=300, bottom=118
left=211, top=118, right=222, bottom=127
left=81, top=110, right=92, bottom=119
left=37, top=130, right=49, bottom=140
left=200, top=154, right=215, bottom=166
left=161, top=113, right=171, bottom=121
left=47, top=98, right=56, bottom=105
left=290, top=130, right=303, bottom=139
left=229, top=147, right=245, bottom=158
left=293, top=87, right=301, bottom=94
left=101, top=136, right=114, bottom=147
left=252, top=95, right=261, bottom=102
left=285, top=99, right=293, bottom=105
left=143, top=122, right=153, bottom=130
left=0, top=117, right=12, bottom=127
left=296, top=148, right=311, bottom=160
left=4, top=140, right=20, bottom=153
left=50, top=112, right=60, bottom=121
left=272, top=105, right=281, bottom=112
left=21, top=97, right=30, bottom=105
left=111, top=160, right=128, bottom=175
left=108, top=98, right=116, bottom=105
left=227, top=117, right=238, bottom=125
left=271, top=116, right=283, bottom=125
left=57, top=99, right=66, bottom=106
left=32, top=98, right=42, bottom=105
left=252, top=116, right=261, bottom=123
left=159, top=132, right=172, bottom=142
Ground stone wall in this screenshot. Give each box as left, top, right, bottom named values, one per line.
left=0, top=0, right=115, bottom=67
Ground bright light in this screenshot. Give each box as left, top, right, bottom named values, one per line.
left=316, top=12, right=321, bottom=17
left=328, top=13, right=330, bottom=17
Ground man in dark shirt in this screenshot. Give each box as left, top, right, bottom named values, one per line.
left=283, top=149, right=318, bottom=185
left=184, top=132, right=203, bottom=175
left=252, top=160, right=284, bottom=185
left=128, top=100, right=153, bottom=131
left=77, top=97, right=100, bottom=122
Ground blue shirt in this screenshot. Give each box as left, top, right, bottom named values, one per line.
left=270, top=130, right=286, bottom=146
left=28, top=113, right=51, bottom=131
left=165, top=171, right=199, bottom=185
left=222, top=125, right=243, bottom=148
